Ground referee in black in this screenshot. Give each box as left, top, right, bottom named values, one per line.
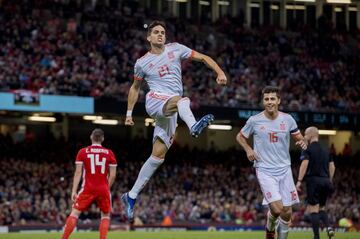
left=296, top=127, right=336, bottom=239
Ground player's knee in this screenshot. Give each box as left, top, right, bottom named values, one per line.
left=164, top=96, right=182, bottom=114
left=271, top=203, right=284, bottom=216
left=101, top=212, right=110, bottom=218
left=173, top=96, right=182, bottom=101
left=70, top=209, right=81, bottom=218
left=282, top=206, right=292, bottom=215
left=152, top=148, right=167, bottom=158
left=171, top=96, right=182, bottom=106
left=272, top=207, right=283, bottom=216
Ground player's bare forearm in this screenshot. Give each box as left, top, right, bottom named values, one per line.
left=127, top=80, right=141, bottom=111
left=236, top=132, right=258, bottom=161
left=199, top=54, right=223, bottom=75
left=191, top=51, right=226, bottom=85
left=72, top=164, right=83, bottom=193
left=108, top=166, right=116, bottom=188
left=292, top=132, right=304, bottom=141
left=298, top=160, right=309, bottom=181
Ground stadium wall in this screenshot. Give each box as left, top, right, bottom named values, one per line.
left=0, top=94, right=359, bottom=153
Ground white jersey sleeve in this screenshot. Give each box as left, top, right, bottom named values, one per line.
left=134, top=60, right=145, bottom=81
left=176, top=43, right=194, bottom=60
left=288, top=115, right=300, bottom=135
left=240, top=116, right=254, bottom=138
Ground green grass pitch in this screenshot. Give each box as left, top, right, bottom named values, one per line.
left=1, top=231, right=360, bottom=239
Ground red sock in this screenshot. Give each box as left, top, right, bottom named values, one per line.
left=99, top=217, right=110, bottom=239
left=61, top=215, right=78, bottom=239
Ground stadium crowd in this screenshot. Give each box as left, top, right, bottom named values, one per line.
left=0, top=1, right=360, bottom=112
left=0, top=133, right=359, bottom=227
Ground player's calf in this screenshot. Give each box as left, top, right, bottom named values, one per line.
left=276, top=217, right=290, bottom=239
left=99, top=216, right=110, bottom=239
left=61, top=215, right=78, bottom=239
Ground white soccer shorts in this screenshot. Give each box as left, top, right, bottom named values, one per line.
left=255, top=167, right=300, bottom=206
left=145, top=91, right=178, bottom=149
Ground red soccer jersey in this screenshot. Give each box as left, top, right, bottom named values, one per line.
left=75, top=144, right=117, bottom=192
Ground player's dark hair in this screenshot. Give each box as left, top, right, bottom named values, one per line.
left=147, top=20, right=166, bottom=36
left=91, top=128, right=104, bottom=142
left=262, top=86, right=281, bottom=99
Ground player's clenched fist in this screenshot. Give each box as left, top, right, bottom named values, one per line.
left=125, top=116, right=134, bottom=126
left=216, top=72, right=227, bottom=85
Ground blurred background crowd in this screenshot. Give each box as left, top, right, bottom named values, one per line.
left=0, top=133, right=359, bottom=227
left=1, top=0, right=360, bottom=112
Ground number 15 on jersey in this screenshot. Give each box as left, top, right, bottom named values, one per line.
left=269, top=132, right=278, bottom=143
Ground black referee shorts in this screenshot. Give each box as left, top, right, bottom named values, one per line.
left=306, top=176, right=333, bottom=206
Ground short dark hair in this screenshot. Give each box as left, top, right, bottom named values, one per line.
left=262, top=86, right=281, bottom=99
left=147, top=20, right=166, bottom=36
left=91, top=128, right=104, bottom=142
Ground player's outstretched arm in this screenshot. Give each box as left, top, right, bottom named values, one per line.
left=71, top=164, right=83, bottom=202
left=191, top=51, right=227, bottom=85
left=236, top=132, right=258, bottom=162
left=125, top=80, right=141, bottom=126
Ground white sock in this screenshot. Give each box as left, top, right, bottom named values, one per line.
left=177, top=97, right=196, bottom=130
left=128, top=155, right=164, bottom=199
left=266, top=210, right=278, bottom=231
left=277, top=217, right=290, bottom=239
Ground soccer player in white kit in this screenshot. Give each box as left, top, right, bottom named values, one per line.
left=121, top=21, right=227, bottom=222
left=236, top=86, right=307, bottom=239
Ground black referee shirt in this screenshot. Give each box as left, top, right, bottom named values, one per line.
left=300, top=141, right=333, bottom=178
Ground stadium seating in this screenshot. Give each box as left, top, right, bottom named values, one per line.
left=0, top=1, right=359, bottom=112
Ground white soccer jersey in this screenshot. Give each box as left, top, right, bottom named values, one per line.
left=134, top=42, right=194, bottom=96
left=240, top=111, right=300, bottom=175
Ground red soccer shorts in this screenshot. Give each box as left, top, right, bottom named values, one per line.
left=73, top=189, right=112, bottom=213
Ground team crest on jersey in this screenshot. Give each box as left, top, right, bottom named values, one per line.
left=168, top=51, right=175, bottom=60
left=149, top=63, right=154, bottom=69
left=280, top=122, right=286, bottom=130
left=260, top=126, right=266, bottom=131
